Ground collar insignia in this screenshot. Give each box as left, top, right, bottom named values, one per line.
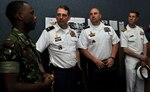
left=121, top=28, right=127, bottom=32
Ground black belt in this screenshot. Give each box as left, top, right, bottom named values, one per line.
left=50, top=64, right=77, bottom=71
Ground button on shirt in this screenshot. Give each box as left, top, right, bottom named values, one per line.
left=120, top=25, right=148, bottom=54
left=78, top=22, right=120, bottom=60
left=36, top=23, right=78, bottom=68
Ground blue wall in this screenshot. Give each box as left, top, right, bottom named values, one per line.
left=0, top=0, right=150, bottom=43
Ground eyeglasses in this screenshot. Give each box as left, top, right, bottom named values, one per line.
left=57, top=13, right=68, bottom=18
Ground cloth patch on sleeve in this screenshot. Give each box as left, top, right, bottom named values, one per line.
left=0, top=61, right=19, bottom=73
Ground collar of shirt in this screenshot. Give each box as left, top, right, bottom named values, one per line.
left=90, top=22, right=105, bottom=31
left=12, top=28, right=31, bottom=45
left=126, top=24, right=138, bottom=31
left=55, top=23, right=71, bottom=34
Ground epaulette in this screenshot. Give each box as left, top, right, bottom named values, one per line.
left=83, top=26, right=90, bottom=29
left=4, top=39, right=15, bottom=47
left=139, top=26, right=143, bottom=29
left=3, top=34, right=18, bottom=48
left=45, top=26, right=55, bottom=32
left=121, top=28, right=127, bottom=32
left=68, top=23, right=76, bottom=29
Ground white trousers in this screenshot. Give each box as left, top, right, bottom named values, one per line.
left=125, top=55, right=144, bottom=92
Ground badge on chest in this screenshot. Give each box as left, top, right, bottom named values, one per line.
left=70, top=31, right=76, bottom=37
left=88, top=31, right=95, bottom=37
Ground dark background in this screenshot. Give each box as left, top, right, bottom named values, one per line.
left=0, top=0, right=150, bottom=92
left=0, top=0, right=150, bottom=43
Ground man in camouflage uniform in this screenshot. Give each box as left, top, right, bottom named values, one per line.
left=0, top=1, right=53, bottom=92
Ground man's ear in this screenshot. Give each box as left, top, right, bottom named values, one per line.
left=100, top=14, right=102, bottom=19
left=136, top=17, right=139, bottom=21
left=67, top=16, right=71, bottom=21
left=15, top=12, right=24, bottom=21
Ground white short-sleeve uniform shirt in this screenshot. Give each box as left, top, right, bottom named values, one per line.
left=120, top=25, right=148, bottom=92
left=121, top=25, right=148, bottom=54
left=78, top=22, right=120, bottom=60
left=36, top=23, right=78, bottom=68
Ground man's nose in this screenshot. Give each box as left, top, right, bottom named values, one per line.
left=34, top=16, right=37, bottom=20
left=57, top=14, right=63, bottom=18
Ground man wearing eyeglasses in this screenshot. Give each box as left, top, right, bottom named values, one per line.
left=36, top=5, right=80, bottom=92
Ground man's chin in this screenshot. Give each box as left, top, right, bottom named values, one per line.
left=28, top=26, right=35, bottom=31
left=31, top=24, right=36, bottom=30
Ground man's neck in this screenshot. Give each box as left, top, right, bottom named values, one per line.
left=129, top=24, right=136, bottom=28
left=92, top=21, right=100, bottom=26
left=13, top=25, right=29, bottom=35
left=58, top=23, right=68, bottom=29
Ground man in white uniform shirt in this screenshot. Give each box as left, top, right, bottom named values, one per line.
left=120, top=11, right=148, bottom=92
left=78, top=8, right=120, bottom=92
left=36, top=5, right=79, bottom=92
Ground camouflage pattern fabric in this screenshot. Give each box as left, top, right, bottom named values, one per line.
left=0, top=28, right=43, bottom=83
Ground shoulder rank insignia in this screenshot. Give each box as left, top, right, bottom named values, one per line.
left=83, top=26, right=90, bottom=29
left=88, top=31, right=95, bottom=37
left=140, top=31, right=144, bottom=35
left=4, top=39, right=15, bottom=47
left=121, top=28, right=127, bottom=32
left=70, top=31, right=76, bottom=37
left=68, top=22, right=76, bottom=29
left=104, top=27, right=110, bottom=32
left=46, top=26, right=55, bottom=32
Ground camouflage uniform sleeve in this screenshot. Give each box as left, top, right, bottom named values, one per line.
left=0, top=38, right=21, bottom=73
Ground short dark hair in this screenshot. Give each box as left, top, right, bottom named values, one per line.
left=129, top=10, right=139, bottom=17
left=56, top=5, right=70, bottom=15
left=5, top=1, right=28, bottom=24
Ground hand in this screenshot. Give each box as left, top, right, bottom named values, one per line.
left=140, top=55, right=147, bottom=62
left=43, top=73, right=54, bottom=86
left=105, top=58, right=114, bottom=68
left=141, top=61, right=146, bottom=66
left=95, top=59, right=105, bottom=69
left=77, top=62, right=82, bottom=70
